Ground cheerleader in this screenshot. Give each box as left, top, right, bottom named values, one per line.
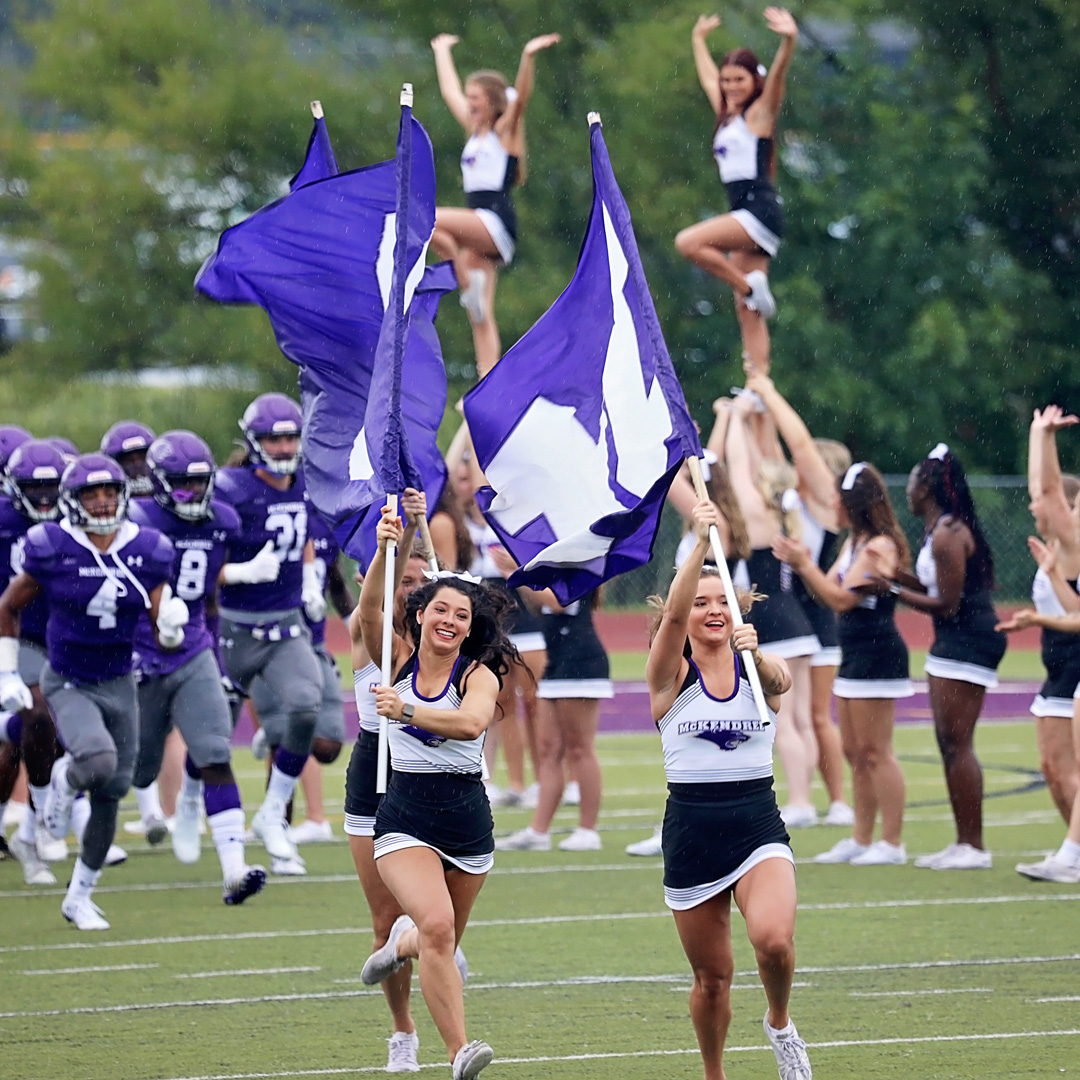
left=676, top=8, right=797, bottom=373
left=357, top=506, right=521, bottom=1080
left=775, top=463, right=911, bottom=866
left=649, top=500, right=811, bottom=1080
left=430, top=31, right=560, bottom=377
left=890, top=444, right=1006, bottom=870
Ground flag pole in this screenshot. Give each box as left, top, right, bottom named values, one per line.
left=310, top=100, right=323, bottom=118
left=687, top=456, right=771, bottom=726
left=376, top=493, right=399, bottom=794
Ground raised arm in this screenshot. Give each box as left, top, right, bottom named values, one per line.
left=725, top=403, right=772, bottom=546
left=358, top=506, right=410, bottom=668
left=748, top=7, right=797, bottom=131
left=691, top=14, right=723, bottom=115
left=747, top=372, right=837, bottom=512
left=667, top=468, right=735, bottom=558
left=1030, top=406, right=1080, bottom=546
left=431, top=34, right=471, bottom=130
left=499, top=33, right=560, bottom=138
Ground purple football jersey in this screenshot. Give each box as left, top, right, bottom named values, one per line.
left=215, top=465, right=308, bottom=613
left=0, top=499, right=51, bottom=647
left=305, top=508, right=341, bottom=648
left=128, top=497, right=240, bottom=677
left=21, top=519, right=174, bottom=684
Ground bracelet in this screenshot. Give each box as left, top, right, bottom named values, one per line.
left=889, top=582, right=901, bottom=596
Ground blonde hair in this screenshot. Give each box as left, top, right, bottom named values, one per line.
left=1063, top=474, right=1080, bottom=508
left=757, top=459, right=801, bottom=539
left=647, top=568, right=764, bottom=652
left=815, top=438, right=852, bottom=478
left=467, top=69, right=528, bottom=185
left=707, top=464, right=751, bottom=562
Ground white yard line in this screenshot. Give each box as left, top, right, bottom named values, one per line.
left=20, top=963, right=160, bottom=977
left=175, top=967, right=321, bottom=980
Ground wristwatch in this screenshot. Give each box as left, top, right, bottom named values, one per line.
left=889, top=582, right=902, bottom=596
left=401, top=703, right=415, bottom=721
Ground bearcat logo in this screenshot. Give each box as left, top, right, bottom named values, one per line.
left=695, top=729, right=751, bottom=751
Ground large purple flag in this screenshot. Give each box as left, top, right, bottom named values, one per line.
left=195, top=109, right=450, bottom=567
left=463, top=118, right=701, bottom=605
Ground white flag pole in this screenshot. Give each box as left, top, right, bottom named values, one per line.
left=401, top=83, right=414, bottom=107
left=376, top=494, right=399, bottom=794
left=687, top=457, right=771, bottom=726
left=310, top=100, right=323, bottom=118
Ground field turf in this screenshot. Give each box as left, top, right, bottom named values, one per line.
left=2, top=718, right=1078, bottom=1080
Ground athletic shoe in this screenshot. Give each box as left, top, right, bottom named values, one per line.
left=1, top=799, right=28, bottom=831
left=452, top=1039, right=494, bottom=1080
left=172, top=797, right=202, bottom=865
left=61, top=895, right=110, bottom=931
left=270, top=853, right=307, bottom=876
left=780, top=804, right=818, bottom=829
left=520, top=782, right=539, bottom=809
left=122, top=818, right=147, bottom=836
left=223, top=865, right=267, bottom=905
left=822, top=801, right=855, bottom=827
left=455, top=946, right=469, bottom=986
left=487, top=787, right=526, bottom=809
left=288, top=818, right=333, bottom=844
left=10, top=834, right=56, bottom=885
left=459, top=268, right=488, bottom=324
left=104, top=844, right=127, bottom=866
left=914, top=842, right=992, bottom=870
left=144, top=812, right=169, bottom=847
left=813, top=837, right=868, bottom=864
left=386, top=1030, right=420, bottom=1074
left=743, top=270, right=777, bottom=319
left=494, top=827, right=550, bottom=851
left=250, top=726, right=269, bottom=761
left=1015, top=855, right=1080, bottom=884
left=558, top=827, right=602, bottom=852
left=44, top=754, right=75, bottom=840
left=763, top=1014, right=812, bottom=1080
left=626, top=828, right=663, bottom=857
left=361, top=913, right=414, bottom=985
left=562, top=781, right=581, bottom=806
left=0, top=833, right=11, bottom=861
left=252, top=796, right=297, bottom=860
left=849, top=840, right=906, bottom=866
left=36, top=821, right=68, bottom=862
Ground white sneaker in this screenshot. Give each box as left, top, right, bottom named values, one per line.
left=520, top=782, right=539, bottom=810
left=288, top=818, right=333, bottom=844
left=849, top=840, right=906, bottom=866
left=61, top=895, right=110, bottom=931
left=252, top=797, right=297, bottom=860
left=2, top=800, right=28, bottom=831
left=144, top=813, right=169, bottom=847
left=780, top=804, right=818, bottom=829
left=386, top=1030, right=419, bottom=1074
left=822, top=801, right=855, bottom=827
left=10, top=834, right=56, bottom=885
left=494, top=826, right=550, bottom=851
left=250, top=727, right=269, bottom=761
left=743, top=270, right=777, bottom=319
left=1015, top=855, right=1080, bottom=884
left=562, top=781, right=581, bottom=806
left=914, top=842, right=992, bottom=870
left=455, top=946, right=469, bottom=986
left=104, top=844, right=127, bottom=866
left=361, top=913, right=414, bottom=985
left=44, top=754, right=75, bottom=840
left=270, top=853, right=307, bottom=876
left=223, top=865, right=267, bottom=905
left=172, top=797, right=202, bottom=865
left=558, top=827, right=602, bottom=852
left=459, top=268, right=488, bottom=324
left=36, top=820, right=68, bottom=862
left=763, top=1014, right=812, bottom=1080
left=487, top=787, right=526, bottom=809
left=122, top=818, right=147, bottom=836
left=626, top=828, right=663, bottom=857
left=452, top=1039, right=493, bottom=1080
left=813, top=837, right=868, bottom=864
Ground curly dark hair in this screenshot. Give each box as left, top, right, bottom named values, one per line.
left=403, top=578, right=524, bottom=689
left=915, top=448, right=995, bottom=591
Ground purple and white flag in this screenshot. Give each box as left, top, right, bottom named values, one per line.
left=463, top=118, right=701, bottom=605
left=195, top=108, right=450, bottom=567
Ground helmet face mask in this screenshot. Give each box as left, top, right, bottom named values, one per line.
left=101, top=421, right=156, bottom=497
left=5, top=439, right=66, bottom=523
left=240, top=394, right=302, bottom=476
left=147, top=431, right=216, bottom=521
left=59, top=454, right=130, bottom=535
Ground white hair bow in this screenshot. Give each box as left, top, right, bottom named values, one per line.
left=841, top=462, right=867, bottom=490
left=423, top=569, right=484, bottom=585
left=928, top=442, right=949, bottom=461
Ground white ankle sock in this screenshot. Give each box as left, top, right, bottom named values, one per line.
left=135, top=782, right=164, bottom=823
left=1056, top=838, right=1080, bottom=867
left=66, top=857, right=102, bottom=903
left=266, top=765, right=297, bottom=806
left=209, top=807, right=247, bottom=878
left=70, top=797, right=91, bottom=844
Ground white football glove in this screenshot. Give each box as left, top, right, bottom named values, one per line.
left=221, top=540, right=280, bottom=585
left=156, top=584, right=190, bottom=650
left=302, top=561, right=327, bottom=623
left=0, top=637, right=31, bottom=713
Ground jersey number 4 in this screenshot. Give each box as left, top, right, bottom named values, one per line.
left=86, top=577, right=120, bottom=630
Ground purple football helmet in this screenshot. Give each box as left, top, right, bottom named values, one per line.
left=5, top=439, right=66, bottom=522
left=59, top=453, right=130, bottom=534
left=0, top=425, right=32, bottom=471
left=46, top=436, right=80, bottom=465
left=239, top=393, right=302, bottom=475
left=101, top=420, right=156, bottom=496
left=147, top=430, right=216, bottom=521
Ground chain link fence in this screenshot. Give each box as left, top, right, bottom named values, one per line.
left=604, top=476, right=1036, bottom=609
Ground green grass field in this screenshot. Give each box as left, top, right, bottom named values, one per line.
left=2, top=720, right=1078, bottom=1080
